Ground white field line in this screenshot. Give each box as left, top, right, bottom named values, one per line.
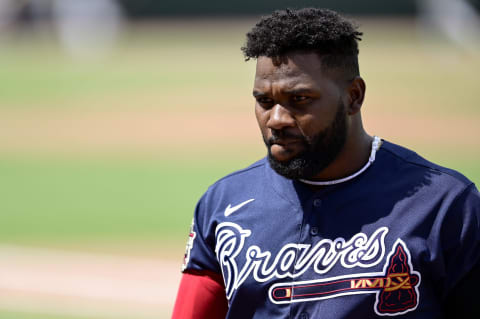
left=0, top=244, right=182, bottom=318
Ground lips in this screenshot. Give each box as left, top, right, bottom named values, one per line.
left=271, top=139, right=303, bottom=147
left=268, top=133, right=304, bottom=145
left=268, top=137, right=306, bottom=162
left=266, top=132, right=306, bottom=161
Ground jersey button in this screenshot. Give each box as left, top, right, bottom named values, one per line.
left=299, top=312, right=309, bottom=319
left=310, top=226, right=319, bottom=236
left=313, top=199, right=322, bottom=207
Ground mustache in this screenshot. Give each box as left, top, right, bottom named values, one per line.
left=267, top=129, right=306, bottom=145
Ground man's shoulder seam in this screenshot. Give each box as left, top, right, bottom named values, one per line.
left=213, top=159, right=266, bottom=185
left=381, top=145, right=472, bottom=186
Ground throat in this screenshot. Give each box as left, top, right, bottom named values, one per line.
left=299, top=136, right=382, bottom=186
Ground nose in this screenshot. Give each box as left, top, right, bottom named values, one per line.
left=266, top=104, right=295, bottom=130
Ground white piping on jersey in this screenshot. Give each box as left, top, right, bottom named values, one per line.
left=299, top=136, right=382, bottom=186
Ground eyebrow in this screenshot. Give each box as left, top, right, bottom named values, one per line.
left=253, top=87, right=316, bottom=96
left=253, top=88, right=316, bottom=97
left=252, top=91, right=265, bottom=97
left=283, top=88, right=315, bottom=95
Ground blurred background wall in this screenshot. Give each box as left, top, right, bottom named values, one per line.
left=118, top=0, right=419, bottom=16
left=0, top=1, right=479, bottom=319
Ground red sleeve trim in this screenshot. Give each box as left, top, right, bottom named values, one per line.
left=172, top=270, right=228, bottom=319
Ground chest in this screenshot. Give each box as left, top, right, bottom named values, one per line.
left=214, top=196, right=444, bottom=318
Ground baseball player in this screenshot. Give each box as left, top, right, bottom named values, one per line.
left=172, top=8, right=480, bottom=319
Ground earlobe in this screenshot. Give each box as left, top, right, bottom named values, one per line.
left=346, top=77, right=366, bottom=115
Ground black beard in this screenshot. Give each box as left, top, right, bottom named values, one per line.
left=265, top=103, right=347, bottom=180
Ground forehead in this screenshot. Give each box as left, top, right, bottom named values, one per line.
left=254, top=53, right=330, bottom=90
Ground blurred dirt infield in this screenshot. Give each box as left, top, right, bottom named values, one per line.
left=0, top=108, right=478, bottom=155
left=0, top=244, right=181, bottom=318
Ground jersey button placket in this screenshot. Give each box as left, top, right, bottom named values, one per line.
left=311, top=199, right=321, bottom=236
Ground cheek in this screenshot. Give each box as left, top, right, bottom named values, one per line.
left=295, top=114, right=316, bottom=137
left=302, top=106, right=335, bottom=135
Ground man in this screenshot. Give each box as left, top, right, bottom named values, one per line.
left=172, top=8, right=480, bottom=319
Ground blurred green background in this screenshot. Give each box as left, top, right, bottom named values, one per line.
left=0, top=1, right=479, bottom=318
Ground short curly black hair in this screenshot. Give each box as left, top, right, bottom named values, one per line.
left=241, top=8, right=363, bottom=78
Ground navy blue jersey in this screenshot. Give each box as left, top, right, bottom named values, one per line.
left=181, top=140, right=480, bottom=318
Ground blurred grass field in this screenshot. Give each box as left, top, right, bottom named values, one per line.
left=0, top=18, right=479, bottom=319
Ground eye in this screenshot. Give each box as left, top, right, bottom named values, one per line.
left=292, top=95, right=310, bottom=103
left=256, top=97, right=274, bottom=107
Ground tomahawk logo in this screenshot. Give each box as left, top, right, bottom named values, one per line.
left=269, top=239, right=421, bottom=316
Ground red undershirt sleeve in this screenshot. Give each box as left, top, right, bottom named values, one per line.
left=171, top=270, right=229, bottom=319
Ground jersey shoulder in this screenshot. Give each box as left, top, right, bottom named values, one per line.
left=207, top=157, right=268, bottom=191
left=194, top=158, right=269, bottom=210
left=380, top=140, right=473, bottom=187
left=195, top=158, right=269, bottom=224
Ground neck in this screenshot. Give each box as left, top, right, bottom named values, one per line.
left=300, top=136, right=381, bottom=187
left=307, top=129, right=372, bottom=183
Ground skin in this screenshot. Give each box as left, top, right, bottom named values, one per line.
left=253, top=52, right=372, bottom=182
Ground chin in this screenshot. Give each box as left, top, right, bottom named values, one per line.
left=270, top=151, right=296, bottom=163
left=267, top=153, right=312, bottom=180
left=269, top=144, right=305, bottom=163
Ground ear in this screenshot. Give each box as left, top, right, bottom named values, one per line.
left=345, top=76, right=366, bottom=115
